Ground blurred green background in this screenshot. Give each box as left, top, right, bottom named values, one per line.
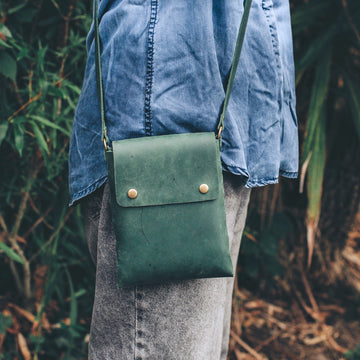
left=0, top=0, right=359, bottom=359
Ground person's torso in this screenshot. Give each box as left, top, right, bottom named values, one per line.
left=68, top=0, right=299, bottom=206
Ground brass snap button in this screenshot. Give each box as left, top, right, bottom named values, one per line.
left=127, top=189, right=138, bottom=199
left=199, top=184, right=209, bottom=194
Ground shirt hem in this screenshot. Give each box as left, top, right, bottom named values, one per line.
left=222, top=161, right=298, bottom=188
left=69, top=175, right=108, bottom=207
left=244, top=170, right=298, bottom=188
left=68, top=167, right=298, bottom=206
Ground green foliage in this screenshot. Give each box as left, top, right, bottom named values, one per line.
left=292, top=0, right=360, bottom=256
left=0, top=241, right=24, bottom=264
left=0, top=0, right=94, bottom=358
left=345, top=345, right=360, bottom=360
left=240, top=213, right=294, bottom=285
left=0, top=314, right=13, bottom=335
left=0, top=0, right=359, bottom=358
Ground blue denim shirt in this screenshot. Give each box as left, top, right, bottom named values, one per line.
left=69, top=0, right=299, bottom=206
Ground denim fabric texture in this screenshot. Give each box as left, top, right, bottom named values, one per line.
left=82, top=172, right=252, bottom=359
left=69, top=0, right=299, bottom=206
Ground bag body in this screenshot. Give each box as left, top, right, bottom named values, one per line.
left=93, top=0, right=253, bottom=287
left=106, top=132, right=233, bottom=288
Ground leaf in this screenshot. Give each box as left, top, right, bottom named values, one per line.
left=0, top=241, right=25, bottom=264
left=0, top=39, right=12, bottom=49
left=0, top=52, right=17, bottom=82
left=74, top=288, right=87, bottom=298
left=65, top=83, right=82, bottom=96
left=11, top=116, right=28, bottom=125
left=0, top=24, right=12, bottom=38
left=301, top=48, right=331, bottom=164
left=29, top=334, right=45, bottom=346
left=306, top=105, right=326, bottom=268
left=8, top=3, right=27, bottom=15
left=16, top=8, right=38, bottom=23
left=0, top=123, right=8, bottom=146
left=307, top=106, right=326, bottom=222
left=31, top=121, right=49, bottom=155
left=0, top=313, right=13, bottom=334
left=30, top=115, right=71, bottom=136
left=295, top=27, right=336, bottom=85
left=17, top=46, right=30, bottom=61
left=301, top=49, right=331, bottom=268
left=13, top=124, right=25, bottom=156
left=291, top=2, right=328, bottom=35
left=343, top=74, right=360, bottom=141
left=65, top=268, right=77, bottom=327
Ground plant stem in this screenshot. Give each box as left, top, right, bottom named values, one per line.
left=7, top=165, right=42, bottom=300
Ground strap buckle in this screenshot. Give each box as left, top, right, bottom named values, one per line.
left=103, top=137, right=108, bottom=151
left=216, top=126, right=223, bottom=139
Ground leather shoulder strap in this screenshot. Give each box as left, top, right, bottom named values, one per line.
left=94, top=0, right=109, bottom=148
left=217, top=0, right=252, bottom=138
left=93, top=0, right=252, bottom=147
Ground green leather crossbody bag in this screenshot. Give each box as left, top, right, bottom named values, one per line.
left=93, top=0, right=252, bottom=288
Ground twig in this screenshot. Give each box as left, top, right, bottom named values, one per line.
left=12, top=174, right=37, bottom=236
left=13, top=82, right=24, bottom=108
left=57, top=4, right=74, bottom=116
left=292, top=280, right=324, bottom=323
left=51, top=0, right=66, bottom=19
left=7, top=92, right=43, bottom=123
left=9, top=259, right=23, bottom=294
left=0, top=212, right=23, bottom=291
left=262, top=313, right=287, bottom=330
left=314, top=239, right=328, bottom=275
left=299, top=262, right=320, bottom=314
left=8, top=165, right=42, bottom=299
left=327, top=334, right=348, bottom=354
left=29, top=208, right=73, bottom=263
left=28, top=70, right=33, bottom=101
left=8, top=303, right=36, bottom=323
left=319, top=304, right=345, bottom=314
left=272, top=342, right=302, bottom=360
left=7, top=77, right=68, bottom=123
left=234, top=348, right=258, bottom=360
left=254, top=330, right=284, bottom=352
left=23, top=206, right=54, bottom=239
left=0, top=214, right=8, bottom=232
left=17, top=333, right=31, bottom=360
left=231, top=330, right=265, bottom=360
left=27, top=195, right=53, bottom=230
left=342, top=248, right=360, bottom=267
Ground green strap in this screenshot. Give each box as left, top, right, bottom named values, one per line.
left=94, top=0, right=109, bottom=148
left=217, top=0, right=252, bottom=137
left=94, top=0, right=252, bottom=147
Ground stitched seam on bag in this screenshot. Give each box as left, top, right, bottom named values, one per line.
left=144, top=0, right=159, bottom=136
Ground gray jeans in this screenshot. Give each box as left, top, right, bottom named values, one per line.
left=82, top=171, right=251, bottom=360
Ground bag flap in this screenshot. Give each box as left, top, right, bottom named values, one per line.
left=111, top=132, right=221, bottom=207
